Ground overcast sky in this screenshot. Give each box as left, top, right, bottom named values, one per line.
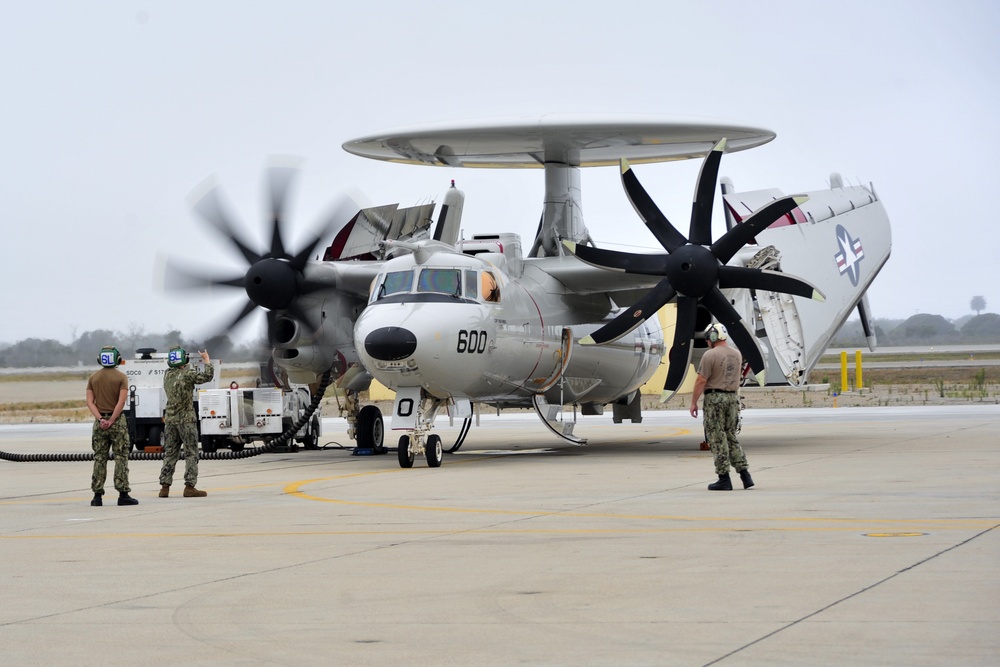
left=2, top=0, right=998, bottom=346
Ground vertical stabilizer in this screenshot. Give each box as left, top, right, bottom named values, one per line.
left=720, top=177, right=736, bottom=233
left=433, top=180, right=465, bottom=246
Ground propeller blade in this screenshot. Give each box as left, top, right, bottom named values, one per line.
left=161, top=261, right=246, bottom=292
left=718, top=267, right=825, bottom=301
left=264, top=309, right=278, bottom=344
left=711, top=195, right=808, bottom=263
left=299, top=276, right=335, bottom=296
left=190, top=182, right=260, bottom=265
left=702, top=289, right=766, bottom=385
left=663, top=295, right=698, bottom=393
left=289, top=190, right=363, bottom=271
left=565, top=242, right=667, bottom=276
left=620, top=158, right=687, bottom=252
left=688, top=138, right=726, bottom=246
left=266, top=164, right=299, bottom=259
left=219, top=299, right=260, bottom=335
left=285, top=301, right=321, bottom=334
left=580, top=279, right=677, bottom=345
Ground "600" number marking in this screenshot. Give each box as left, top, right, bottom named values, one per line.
left=457, top=329, right=488, bottom=354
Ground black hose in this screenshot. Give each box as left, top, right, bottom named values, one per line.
left=444, top=417, right=472, bottom=453
left=0, top=369, right=333, bottom=463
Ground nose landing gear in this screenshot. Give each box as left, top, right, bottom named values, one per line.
left=397, top=433, right=443, bottom=468
left=392, top=387, right=448, bottom=468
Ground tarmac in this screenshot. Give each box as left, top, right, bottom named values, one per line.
left=1, top=405, right=998, bottom=667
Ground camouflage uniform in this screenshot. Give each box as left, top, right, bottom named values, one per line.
left=91, top=415, right=131, bottom=494
left=159, top=363, right=214, bottom=488
left=87, top=366, right=131, bottom=495
left=704, top=392, right=748, bottom=476
left=696, top=342, right=749, bottom=478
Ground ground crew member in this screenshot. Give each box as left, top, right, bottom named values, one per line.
left=86, top=346, right=138, bottom=506
left=158, top=347, right=213, bottom=498
left=689, top=324, right=754, bottom=491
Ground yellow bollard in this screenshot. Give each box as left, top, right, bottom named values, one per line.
left=856, top=349, right=863, bottom=389
left=841, top=351, right=848, bottom=393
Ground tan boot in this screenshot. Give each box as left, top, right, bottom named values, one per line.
left=158, top=484, right=170, bottom=498
left=183, top=485, right=207, bottom=498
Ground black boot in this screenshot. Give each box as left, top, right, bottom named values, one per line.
left=739, top=469, right=755, bottom=489
left=708, top=473, right=733, bottom=491
left=90, top=493, right=103, bottom=507
left=117, top=492, right=139, bottom=506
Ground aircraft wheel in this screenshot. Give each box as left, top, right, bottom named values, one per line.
left=301, top=415, right=320, bottom=449
left=427, top=434, right=443, bottom=468
left=201, top=436, right=218, bottom=454
left=147, top=425, right=163, bottom=449
left=397, top=435, right=414, bottom=468
left=357, top=405, right=384, bottom=451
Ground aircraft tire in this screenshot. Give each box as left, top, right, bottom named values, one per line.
left=146, top=425, right=163, bottom=451
left=201, top=436, right=219, bottom=454
left=357, top=405, right=384, bottom=451
left=427, top=434, right=443, bottom=468
left=397, top=435, right=414, bottom=468
left=301, top=415, right=320, bottom=449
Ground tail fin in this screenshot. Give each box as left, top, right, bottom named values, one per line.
left=725, top=177, right=891, bottom=384
left=432, top=180, right=465, bottom=246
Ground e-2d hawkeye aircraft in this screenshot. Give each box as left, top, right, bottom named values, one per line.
left=165, top=116, right=891, bottom=468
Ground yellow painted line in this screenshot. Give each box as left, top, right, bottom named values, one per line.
left=282, top=478, right=996, bottom=527
left=0, top=525, right=985, bottom=540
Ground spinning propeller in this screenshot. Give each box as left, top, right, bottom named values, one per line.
left=162, top=163, right=353, bottom=341
left=566, top=138, right=825, bottom=401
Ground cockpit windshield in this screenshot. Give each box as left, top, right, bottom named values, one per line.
left=372, top=267, right=501, bottom=303
left=380, top=271, right=413, bottom=297
left=417, top=269, right=461, bottom=296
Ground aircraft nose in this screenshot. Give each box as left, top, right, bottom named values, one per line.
left=364, top=326, right=418, bottom=361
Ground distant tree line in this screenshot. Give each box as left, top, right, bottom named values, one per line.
left=0, top=328, right=270, bottom=368
left=829, top=313, right=1000, bottom=347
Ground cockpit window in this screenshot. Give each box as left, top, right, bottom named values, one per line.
left=378, top=270, right=413, bottom=299
left=464, top=270, right=478, bottom=299
left=374, top=267, right=498, bottom=303
left=417, top=268, right=461, bottom=296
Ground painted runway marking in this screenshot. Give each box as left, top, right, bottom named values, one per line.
left=0, top=523, right=991, bottom=540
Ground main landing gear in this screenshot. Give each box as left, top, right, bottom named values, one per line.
left=343, top=389, right=386, bottom=456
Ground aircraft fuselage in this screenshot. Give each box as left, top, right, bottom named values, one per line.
left=354, top=247, right=663, bottom=408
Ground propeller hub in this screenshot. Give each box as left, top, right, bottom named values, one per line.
left=245, top=258, right=299, bottom=310
left=665, top=245, right=718, bottom=297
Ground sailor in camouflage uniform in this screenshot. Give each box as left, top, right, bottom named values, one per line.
left=158, top=347, right=214, bottom=498
left=689, top=324, right=754, bottom=491
left=86, top=346, right=139, bottom=506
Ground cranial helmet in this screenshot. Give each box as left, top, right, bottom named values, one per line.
left=167, top=346, right=189, bottom=368
left=707, top=323, right=729, bottom=343
left=98, top=346, right=121, bottom=368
